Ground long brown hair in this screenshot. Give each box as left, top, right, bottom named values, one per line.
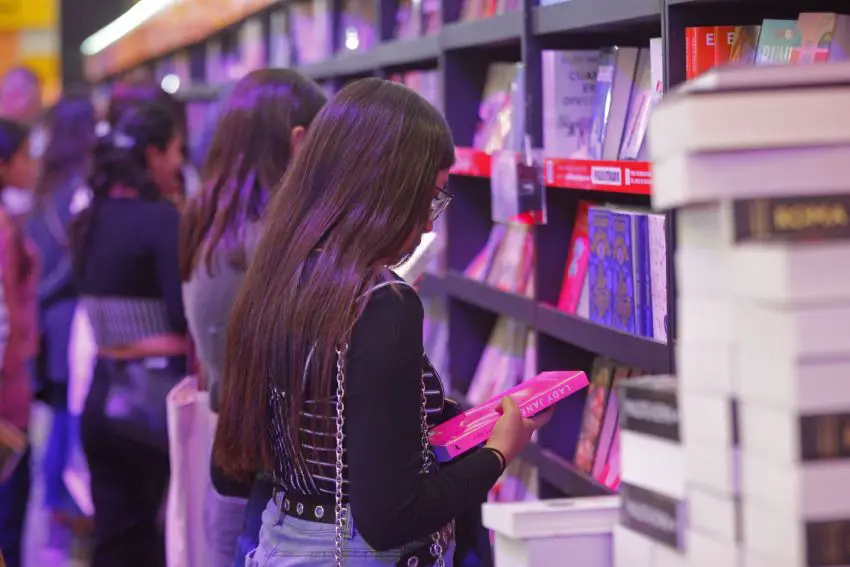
left=213, top=78, right=455, bottom=479
left=179, top=69, right=326, bottom=281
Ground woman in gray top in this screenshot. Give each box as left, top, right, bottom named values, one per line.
left=179, top=68, right=326, bottom=567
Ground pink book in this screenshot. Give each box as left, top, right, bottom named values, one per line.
left=430, top=371, right=589, bottom=462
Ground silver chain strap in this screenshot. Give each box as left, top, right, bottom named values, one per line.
left=333, top=344, right=446, bottom=567
left=334, top=344, right=349, bottom=567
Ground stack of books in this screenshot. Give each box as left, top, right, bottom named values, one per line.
left=648, top=61, right=850, bottom=566
left=613, top=376, right=685, bottom=566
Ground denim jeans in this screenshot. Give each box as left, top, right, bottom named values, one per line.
left=233, top=477, right=274, bottom=567
left=246, top=494, right=455, bottom=566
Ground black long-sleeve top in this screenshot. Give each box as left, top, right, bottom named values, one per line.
left=269, top=279, right=503, bottom=551
left=75, top=198, right=187, bottom=346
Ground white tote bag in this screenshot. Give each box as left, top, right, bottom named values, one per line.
left=165, top=376, right=216, bottom=567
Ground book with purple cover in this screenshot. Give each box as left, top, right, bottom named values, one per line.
left=429, top=371, right=589, bottom=462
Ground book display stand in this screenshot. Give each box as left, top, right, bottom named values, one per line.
left=83, top=0, right=850, bottom=505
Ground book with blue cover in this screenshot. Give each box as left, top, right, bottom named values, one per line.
left=588, top=207, right=613, bottom=326
left=608, top=209, right=653, bottom=337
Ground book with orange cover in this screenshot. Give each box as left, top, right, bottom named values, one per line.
left=573, top=357, right=615, bottom=473
left=686, top=26, right=718, bottom=79
left=715, top=25, right=735, bottom=65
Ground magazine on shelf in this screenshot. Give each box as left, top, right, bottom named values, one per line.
left=429, top=370, right=590, bottom=462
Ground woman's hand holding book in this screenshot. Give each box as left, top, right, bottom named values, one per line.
left=484, top=396, right=553, bottom=464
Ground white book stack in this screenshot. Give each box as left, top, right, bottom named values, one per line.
left=483, top=496, right=620, bottom=567
left=649, top=62, right=850, bottom=567
left=615, top=376, right=686, bottom=567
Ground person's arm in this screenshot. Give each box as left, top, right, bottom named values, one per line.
left=345, top=287, right=503, bottom=551
left=150, top=204, right=188, bottom=334
left=0, top=216, right=22, bottom=374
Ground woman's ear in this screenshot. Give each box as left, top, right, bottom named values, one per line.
left=290, top=126, right=307, bottom=156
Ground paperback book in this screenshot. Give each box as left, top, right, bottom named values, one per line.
left=429, top=370, right=589, bottom=462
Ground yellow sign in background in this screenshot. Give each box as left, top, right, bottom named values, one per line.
left=0, top=0, right=59, bottom=103
left=0, top=0, right=57, bottom=31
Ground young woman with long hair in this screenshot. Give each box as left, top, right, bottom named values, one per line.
left=214, top=78, right=549, bottom=566
left=180, top=68, right=326, bottom=567
left=71, top=102, right=185, bottom=567
left=0, top=118, right=39, bottom=567
left=26, top=93, right=97, bottom=554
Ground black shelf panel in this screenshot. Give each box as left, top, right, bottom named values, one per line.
left=534, top=0, right=661, bottom=35
left=298, top=51, right=380, bottom=80
left=521, top=442, right=614, bottom=497
left=535, top=304, right=672, bottom=374
left=376, top=35, right=441, bottom=68
left=417, top=272, right=447, bottom=297
left=441, top=13, right=523, bottom=51
left=443, top=270, right=537, bottom=326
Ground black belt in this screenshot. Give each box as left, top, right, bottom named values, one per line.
left=276, top=491, right=337, bottom=524
left=275, top=491, right=454, bottom=567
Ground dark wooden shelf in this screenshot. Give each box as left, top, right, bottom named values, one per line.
left=534, top=0, right=660, bottom=35
left=536, top=304, right=671, bottom=373
left=443, top=270, right=537, bottom=326
left=375, top=35, right=441, bottom=68
left=441, top=13, right=523, bottom=51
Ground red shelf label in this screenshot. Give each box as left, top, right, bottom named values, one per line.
left=543, top=158, right=652, bottom=195
left=451, top=147, right=492, bottom=177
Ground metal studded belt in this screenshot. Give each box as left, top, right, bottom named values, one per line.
left=277, top=492, right=336, bottom=525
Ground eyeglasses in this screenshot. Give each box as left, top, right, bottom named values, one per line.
left=430, top=187, right=453, bottom=222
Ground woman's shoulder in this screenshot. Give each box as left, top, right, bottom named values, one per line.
left=357, top=277, right=423, bottom=327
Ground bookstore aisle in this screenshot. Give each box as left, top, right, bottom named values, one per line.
left=80, top=0, right=850, bottom=565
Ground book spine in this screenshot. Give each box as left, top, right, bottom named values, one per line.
left=732, top=194, right=850, bottom=243
left=647, top=214, right=667, bottom=341
left=588, top=207, right=613, bottom=326
left=557, top=201, right=591, bottom=314
left=610, top=211, right=636, bottom=335
left=587, top=49, right=616, bottom=160
left=714, top=25, right=735, bottom=65
left=635, top=214, right=653, bottom=338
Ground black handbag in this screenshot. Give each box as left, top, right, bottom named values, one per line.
left=102, top=357, right=184, bottom=453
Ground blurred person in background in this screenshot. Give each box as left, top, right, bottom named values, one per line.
left=180, top=68, right=326, bottom=567
left=106, top=80, right=198, bottom=206
left=0, top=67, right=44, bottom=220
left=70, top=102, right=186, bottom=567
left=0, top=118, right=40, bottom=567
left=27, top=93, right=97, bottom=559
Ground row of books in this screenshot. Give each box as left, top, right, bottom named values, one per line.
left=614, top=51, right=850, bottom=566
left=687, top=12, right=850, bottom=81
left=542, top=43, right=662, bottom=161
left=571, top=203, right=668, bottom=342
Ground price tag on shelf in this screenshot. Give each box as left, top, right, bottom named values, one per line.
left=489, top=142, right=547, bottom=225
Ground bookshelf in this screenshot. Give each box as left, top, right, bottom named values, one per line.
left=87, top=0, right=850, bottom=501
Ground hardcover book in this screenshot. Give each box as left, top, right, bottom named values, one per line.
left=647, top=213, right=668, bottom=341
left=754, top=19, right=800, bottom=65
left=588, top=207, right=613, bottom=326
left=557, top=200, right=593, bottom=314
left=587, top=46, right=640, bottom=160
left=429, top=370, right=589, bottom=462
left=542, top=50, right=600, bottom=158
left=609, top=210, right=637, bottom=335
left=574, top=358, right=615, bottom=473
left=729, top=25, right=761, bottom=63
left=732, top=193, right=850, bottom=243
left=791, top=12, right=850, bottom=64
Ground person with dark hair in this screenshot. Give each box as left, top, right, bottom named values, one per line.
left=71, top=102, right=186, bottom=567
left=0, top=118, right=39, bottom=567
left=214, top=78, right=550, bottom=566
left=0, top=66, right=44, bottom=218
left=180, top=68, right=327, bottom=567
left=26, top=93, right=97, bottom=557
